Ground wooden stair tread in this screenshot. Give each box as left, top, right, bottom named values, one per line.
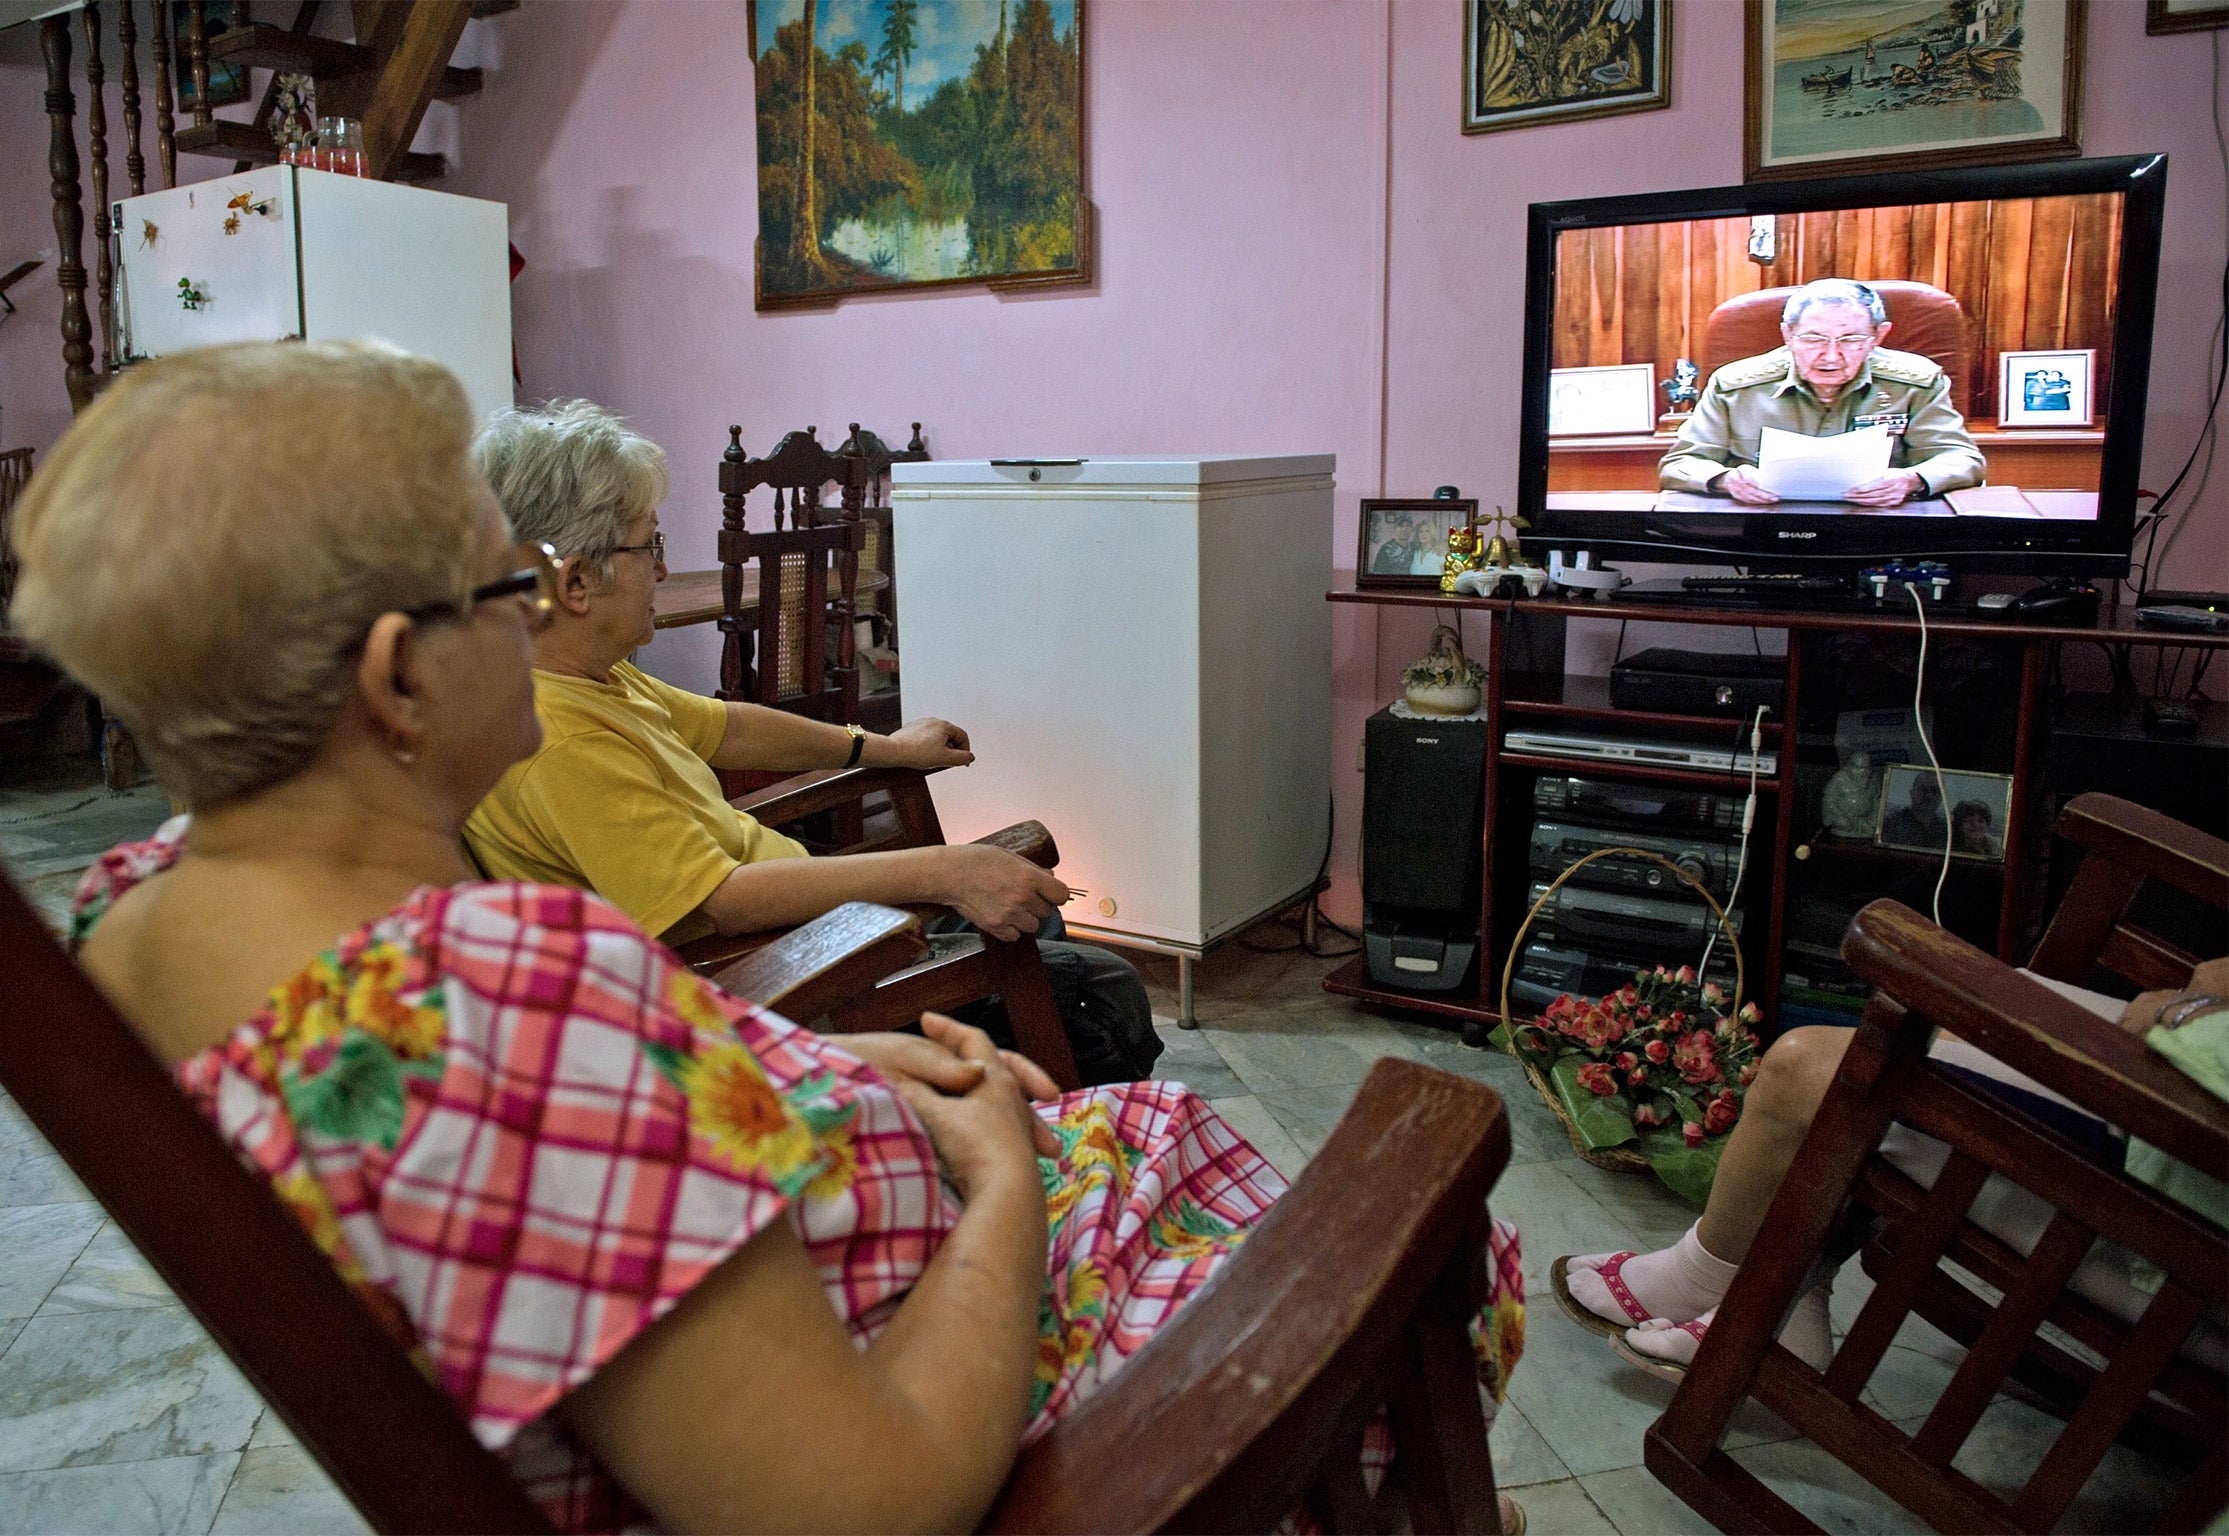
left=208, top=27, right=480, bottom=99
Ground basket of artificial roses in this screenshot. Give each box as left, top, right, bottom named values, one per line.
left=1490, top=846, right=1764, bottom=1204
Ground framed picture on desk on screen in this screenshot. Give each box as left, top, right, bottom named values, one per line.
left=1549, top=363, right=1658, bottom=437
left=1999, top=349, right=2095, bottom=427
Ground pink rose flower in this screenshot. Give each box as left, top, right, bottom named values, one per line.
left=1704, top=1098, right=1739, bottom=1134
left=1633, top=1101, right=1666, bottom=1128
left=1739, top=1061, right=1759, bottom=1086
left=1575, top=1062, right=1618, bottom=1097
left=1683, top=1121, right=1706, bottom=1147
left=1675, top=964, right=1696, bottom=984
left=1673, top=1030, right=1723, bottom=1085
left=1615, top=1051, right=1638, bottom=1071
left=1644, top=1038, right=1670, bottom=1064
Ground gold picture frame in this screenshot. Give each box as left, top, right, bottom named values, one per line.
left=1464, top=0, right=1672, bottom=135
left=1744, top=0, right=2084, bottom=182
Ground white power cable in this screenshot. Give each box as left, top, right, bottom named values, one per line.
left=1906, top=581, right=1954, bottom=925
left=1698, top=703, right=1768, bottom=979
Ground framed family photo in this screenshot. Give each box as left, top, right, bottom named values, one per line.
left=1876, top=765, right=2012, bottom=862
left=1357, top=498, right=1477, bottom=589
left=1464, top=0, right=1671, bottom=134
left=1744, top=0, right=2084, bottom=181
left=1999, top=348, right=2095, bottom=427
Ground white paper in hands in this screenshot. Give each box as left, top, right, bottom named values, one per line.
left=1754, top=424, right=1893, bottom=501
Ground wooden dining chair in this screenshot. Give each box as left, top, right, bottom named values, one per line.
left=1646, top=793, right=2229, bottom=1534
left=715, top=423, right=860, bottom=730
left=1, top=861, right=1518, bottom=1534
left=673, top=761, right=1088, bottom=1092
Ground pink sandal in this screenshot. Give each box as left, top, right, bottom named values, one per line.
left=1550, top=1252, right=1657, bottom=1340
left=1612, top=1313, right=1710, bottom=1383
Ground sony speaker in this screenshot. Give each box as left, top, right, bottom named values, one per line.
left=1363, top=706, right=1487, bottom=991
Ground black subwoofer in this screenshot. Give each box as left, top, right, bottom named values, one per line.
left=1362, top=706, right=1487, bottom=992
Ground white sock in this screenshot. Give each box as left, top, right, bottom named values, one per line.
left=1624, top=1275, right=1837, bottom=1373
left=1567, top=1222, right=1739, bottom=1326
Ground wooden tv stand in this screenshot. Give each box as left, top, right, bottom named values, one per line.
left=1322, top=587, right=2227, bottom=1034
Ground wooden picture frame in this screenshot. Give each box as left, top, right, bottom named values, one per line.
left=1356, top=498, right=1476, bottom=590
left=1744, top=0, right=2084, bottom=182
left=2148, top=0, right=2229, bottom=33
left=749, top=0, right=1090, bottom=311
left=1876, top=764, right=2013, bottom=862
left=1548, top=363, right=1658, bottom=437
left=1998, top=348, right=2095, bottom=428
left=1465, top=0, right=1671, bottom=134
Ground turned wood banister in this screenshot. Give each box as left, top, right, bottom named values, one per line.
left=186, top=0, right=210, bottom=129
left=118, top=2, right=144, bottom=197
left=150, top=0, right=177, bottom=187
left=42, top=16, right=94, bottom=416
left=83, top=3, right=112, bottom=378
left=1842, top=899, right=2227, bottom=1177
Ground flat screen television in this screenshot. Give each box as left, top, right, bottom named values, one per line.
left=1519, top=154, right=2167, bottom=576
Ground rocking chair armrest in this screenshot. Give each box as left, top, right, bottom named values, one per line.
left=730, top=763, right=949, bottom=828
left=983, top=1059, right=1510, bottom=1535
left=1843, top=900, right=2229, bottom=1177
left=707, top=901, right=928, bottom=1021
left=974, top=819, right=1058, bottom=871
left=2054, top=793, right=2229, bottom=909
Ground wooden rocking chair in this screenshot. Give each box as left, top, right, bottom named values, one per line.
left=673, top=762, right=1088, bottom=1092
left=0, top=864, right=1517, bottom=1534
left=1646, top=792, right=2229, bottom=1534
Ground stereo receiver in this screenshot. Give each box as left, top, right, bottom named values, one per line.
left=1528, top=821, right=1744, bottom=901
left=1532, top=775, right=1741, bottom=836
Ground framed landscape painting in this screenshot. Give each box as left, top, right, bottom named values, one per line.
left=751, top=0, right=1089, bottom=310
left=1745, top=0, right=2084, bottom=181
left=1465, top=0, right=1671, bottom=134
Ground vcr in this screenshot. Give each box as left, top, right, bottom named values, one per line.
left=1529, top=821, right=1744, bottom=901
left=1511, top=940, right=1735, bottom=1013
left=1526, top=882, right=1742, bottom=954
left=1532, top=775, right=1742, bottom=836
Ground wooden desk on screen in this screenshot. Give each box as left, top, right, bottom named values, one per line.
left=1549, top=427, right=2104, bottom=493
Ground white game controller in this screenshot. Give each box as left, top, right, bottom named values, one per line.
left=1452, top=564, right=1549, bottom=598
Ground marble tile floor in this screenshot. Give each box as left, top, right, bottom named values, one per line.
left=0, top=758, right=2184, bottom=1534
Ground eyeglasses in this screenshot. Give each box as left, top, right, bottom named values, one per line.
left=611, top=531, right=665, bottom=564
left=1790, top=332, right=1877, bottom=353
left=403, top=542, right=561, bottom=633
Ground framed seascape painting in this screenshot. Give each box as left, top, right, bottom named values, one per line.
left=1465, top=0, right=1671, bottom=134
left=750, top=0, right=1089, bottom=310
left=1745, top=0, right=2084, bottom=181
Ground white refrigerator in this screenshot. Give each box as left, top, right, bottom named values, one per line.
left=893, top=456, right=1334, bottom=1022
left=111, top=164, right=512, bottom=424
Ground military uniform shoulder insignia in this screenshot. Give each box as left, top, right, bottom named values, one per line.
left=1715, top=348, right=1792, bottom=391
left=1867, top=348, right=1942, bottom=387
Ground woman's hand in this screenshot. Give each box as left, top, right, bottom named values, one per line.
left=840, top=1029, right=1063, bottom=1158
left=2119, top=956, right=2229, bottom=1038
left=875, top=717, right=975, bottom=770
left=886, top=1014, right=1058, bottom=1192
left=934, top=843, right=1070, bottom=941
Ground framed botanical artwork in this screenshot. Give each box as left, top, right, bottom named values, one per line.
left=750, top=0, right=1089, bottom=311
left=1548, top=363, right=1658, bottom=436
left=1876, top=764, right=2012, bottom=862
left=1999, top=348, right=2095, bottom=427
left=171, top=1, right=248, bottom=111
left=2148, top=0, right=2229, bottom=33
left=1744, top=0, right=2084, bottom=182
left=1357, top=498, right=1477, bottom=590
left=1465, top=0, right=1671, bottom=134
left=1462, top=0, right=1676, bottom=133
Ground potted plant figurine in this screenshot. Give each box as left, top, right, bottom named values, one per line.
left=1403, top=624, right=1484, bottom=716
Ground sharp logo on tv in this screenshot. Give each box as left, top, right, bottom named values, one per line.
left=1776, top=530, right=1818, bottom=539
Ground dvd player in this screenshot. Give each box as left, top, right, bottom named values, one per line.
left=1527, top=882, right=1742, bottom=953
left=1506, top=729, right=1776, bottom=775
left=1532, top=774, right=1742, bottom=835
left=1529, top=820, right=1745, bottom=900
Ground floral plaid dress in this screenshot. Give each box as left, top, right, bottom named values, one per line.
left=74, top=821, right=1521, bottom=1533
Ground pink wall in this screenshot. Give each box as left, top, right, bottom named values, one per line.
left=3, top=1, right=2224, bottom=924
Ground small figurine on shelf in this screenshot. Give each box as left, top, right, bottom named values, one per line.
left=1822, top=749, right=1883, bottom=838
left=176, top=277, right=208, bottom=312
left=1402, top=624, right=1485, bottom=716
left=1439, top=521, right=1483, bottom=594
left=1477, top=504, right=1530, bottom=568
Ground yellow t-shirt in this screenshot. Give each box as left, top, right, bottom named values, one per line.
left=464, top=662, right=808, bottom=944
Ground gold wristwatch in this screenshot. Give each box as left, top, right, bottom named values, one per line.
left=843, top=724, right=867, bottom=768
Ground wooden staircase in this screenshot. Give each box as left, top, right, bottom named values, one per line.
left=19, top=0, right=513, bottom=785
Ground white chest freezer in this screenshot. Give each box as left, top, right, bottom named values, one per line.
left=892, top=455, right=1334, bottom=956
left=112, top=164, right=513, bottom=425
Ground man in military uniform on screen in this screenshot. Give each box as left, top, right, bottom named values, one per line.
left=1658, top=278, right=1986, bottom=507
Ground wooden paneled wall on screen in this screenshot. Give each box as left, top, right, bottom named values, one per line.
left=1552, top=194, right=2122, bottom=424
